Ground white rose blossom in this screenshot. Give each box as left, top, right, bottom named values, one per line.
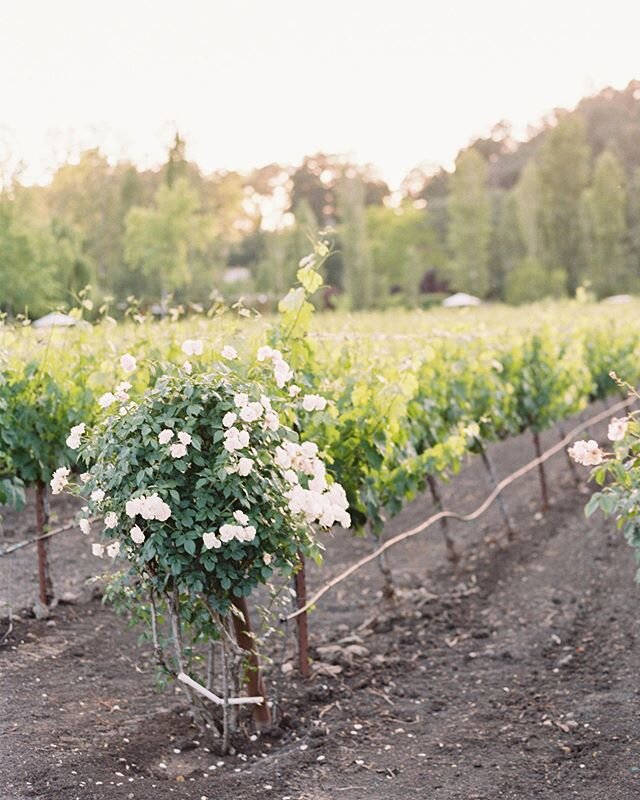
left=183, top=361, right=193, bottom=374
left=106, top=541, right=120, bottom=558
left=302, top=394, right=327, bottom=412
left=98, top=392, right=116, bottom=409
left=130, top=525, right=145, bottom=544
left=66, top=423, right=85, bottom=450
left=218, top=521, right=257, bottom=544
left=257, top=345, right=276, bottom=362
left=239, top=402, right=263, bottom=423
left=276, top=440, right=351, bottom=529
left=79, top=518, right=91, bottom=535
left=170, top=442, right=188, bottom=459
left=568, top=439, right=606, bottom=466
left=120, top=353, right=137, bottom=373
left=158, top=429, right=174, bottom=445
left=237, top=457, right=254, bottom=476
left=233, top=510, right=249, bottom=525
left=608, top=417, right=628, bottom=442
left=50, top=466, right=70, bottom=495
left=221, top=345, right=238, bottom=360
left=203, top=531, right=222, bottom=550
left=182, top=339, right=203, bottom=356
left=114, top=381, right=132, bottom=402
left=263, top=410, right=280, bottom=431
left=222, top=411, right=237, bottom=428
left=104, top=512, right=118, bottom=529
left=91, top=543, right=105, bottom=558
left=125, top=493, right=172, bottom=521
left=273, top=358, right=293, bottom=388
left=177, top=431, right=192, bottom=446
left=91, top=488, right=105, bottom=503
left=224, top=427, right=250, bottom=452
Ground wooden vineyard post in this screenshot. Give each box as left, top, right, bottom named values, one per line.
left=35, top=480, right=53, bottom=606
left=230, top=595, right=272, bottom=729
left=479, top=448, right=515, bottom=540
left=532, top=431, right=549, bottom=512
left=293, top=551, right=311, bottom=677
left=427, top=474, right=459, bottom=563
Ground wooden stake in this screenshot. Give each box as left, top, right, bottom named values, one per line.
left=532, top=432, right=549, bottom=511
left=35, top=481, right=53, bottom=606
left=293, top=552, right=311, bottom=677
left=427, top=474, right=460, bottom=563
left=479, top=448, right=515, bottom=540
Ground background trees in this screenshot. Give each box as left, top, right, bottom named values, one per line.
left=2, top=81, right=640, bottom=317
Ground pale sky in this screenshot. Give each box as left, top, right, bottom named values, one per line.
left=2, top=0, right=639, bottom=188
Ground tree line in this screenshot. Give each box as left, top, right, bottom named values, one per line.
left=2, top=80, right=640, bottom=317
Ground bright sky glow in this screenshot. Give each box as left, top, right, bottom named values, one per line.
left=2, top=0, right=639, bottom=187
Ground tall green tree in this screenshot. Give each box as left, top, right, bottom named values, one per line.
left=124, top=178, right=204, bottom=299
left=626, top=167, right=640, bottom=285
left=581, top=150, right=629, bottom=296
left=0, top=192, right=60, bottom=316
left=537, top=116, right=590, bottom=293
left=513, top=160, right=541, bottom=260
left=338, top=174, right=373, bottom=309
left=447, top=149, right=491, bottom=297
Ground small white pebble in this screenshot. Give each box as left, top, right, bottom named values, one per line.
left=158, top=763, right=167, bottom=770
left=300, top=744, right=307, bottom=751
left=317, top=755, right=325, bottom=762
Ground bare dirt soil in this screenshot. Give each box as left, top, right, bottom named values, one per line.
left=1, top=406, right=639, bottom=800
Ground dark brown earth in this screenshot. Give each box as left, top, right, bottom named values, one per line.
left=1, top=403, right=639, bottom=800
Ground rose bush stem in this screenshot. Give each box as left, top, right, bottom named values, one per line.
left=230, top=595, right=272, bottom=729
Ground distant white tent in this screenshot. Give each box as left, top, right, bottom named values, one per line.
left=442, top=292, right=482, bottom=308
left=601, top=294, right=633, bottom=304
left=32, top=312, right=77, bottom=329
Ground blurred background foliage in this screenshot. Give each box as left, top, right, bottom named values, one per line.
left=3, top=81, right=640, bottom=317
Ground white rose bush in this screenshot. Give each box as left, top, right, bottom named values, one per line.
left=569, top=376, right=640, bottom=577
left=51, top=246, right=351, bottom=745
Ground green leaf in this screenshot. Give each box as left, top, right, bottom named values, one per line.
left=184, top=539, right=196, bottom=556
left=296, top=264, right=323, bottom=294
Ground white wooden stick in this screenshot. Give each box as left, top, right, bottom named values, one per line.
left=177, top=671, right=264, bottom=706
